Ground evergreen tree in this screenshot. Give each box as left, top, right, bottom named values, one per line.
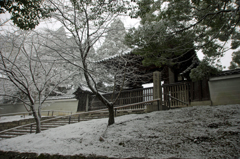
left=229, top=50, right=240, bottom=69
left=126, top=0, right=240, bottom=79
left=0, top=0, right=55, bottom=30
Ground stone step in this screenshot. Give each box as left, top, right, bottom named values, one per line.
left=20, top=127, right=48, bottom=131
left=88, top=113, right=109, bottom=116
left=42, top=123, right=67, bottom=126
left=57, top=119, right=79, bottom=122
left=49, top=122, right=71, bottom=125
left=3, top=132, right=28, bottom=136
left=24, top=125, right=58, bottom=129
left=56, top=120, right=81, bottom=124
left=0, top=111, right=112, bottom=139
left=53, top=119, right=88, bottom=123
left=81, top=117, right=100, bottom=120
left=11, top=129, right=32, bottom=133
left=41, top=125, right=61, bottom=127
left=59, top=118, right=82, bottom=120
left=0, top=135, right=17, bottom=138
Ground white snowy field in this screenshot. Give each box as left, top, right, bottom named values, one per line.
left=0, top=104, right=240, bottom=158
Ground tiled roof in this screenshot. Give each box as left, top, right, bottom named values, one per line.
left=216, top=68, right=240, bottom=76
left=47, top=95, right=75, bottom=100
left=94, top=51, right=132, bottom=63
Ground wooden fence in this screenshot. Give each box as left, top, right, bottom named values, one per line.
left=89, top=87, right=153, bottom=111
left=162, top=82, right=190, bottom=108
left=190, top=79, right=210, bottom=101
left=162, top=79, right=210, bottom=108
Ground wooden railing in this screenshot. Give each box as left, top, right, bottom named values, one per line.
left=114, top=98, right=161, bottom=116
left=162, top=82, right=190, bottom=108
left=90, top=87, right=153, bottom=110
left=41, top=110, right=72, bottom=116
left=0, top=110, right=73, bottom=118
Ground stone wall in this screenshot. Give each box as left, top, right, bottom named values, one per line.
left=42, top=99, right=78, bottom=114
left=0, top=99, right=78, bottom=115
left=0, top=103, right=27, bottom=115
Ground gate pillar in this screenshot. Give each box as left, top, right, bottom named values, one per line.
left=147, top=71, right=163, bottom=112
left=153, top=71, right=162, bottom=100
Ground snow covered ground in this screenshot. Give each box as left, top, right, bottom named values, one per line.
left=0, top=115, right=33, bottom=123
left=0, top=104, right=240, bottom=158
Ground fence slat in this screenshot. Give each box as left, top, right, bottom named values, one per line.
left=90, top=87, right=154, bottom=110
left=162, top=82, right=190, bottom=108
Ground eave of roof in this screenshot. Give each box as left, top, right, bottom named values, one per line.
left=179, top=56, right=200, bottom=75
left=94, top=51, right=132, bottom=63
left=216, top=68, right=240, bottom=76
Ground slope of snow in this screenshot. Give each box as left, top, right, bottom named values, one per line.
left=0, top=104, right=240, bottom=158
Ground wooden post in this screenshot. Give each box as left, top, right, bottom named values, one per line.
left=85, top=94, right=89, bottom=112
left=115, top=108, right=117, bottom=117
left=30, top=124, right=33, bottom=133
left=146, top=71, right=163, bottom=112
left=68, top=116, right=71, bottom=124
left=153, top=71, right=162, bottom=99
left=168, top=68, right=175, bottom=84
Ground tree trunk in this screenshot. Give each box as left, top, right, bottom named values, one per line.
left=31, top=105, right=41, bottom=133
left=108, top=104, right=115, bottom=126
left=38, top=104, right=42, bottom=120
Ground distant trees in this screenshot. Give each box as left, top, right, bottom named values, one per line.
left=229, top=51, right=240, bottom=69
left=0, top=29, right=74, bottom=133
left=0, top=0, right=55, bottom=30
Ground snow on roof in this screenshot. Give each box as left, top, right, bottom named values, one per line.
left=74, top=85, right=107, bottom=94
left=216, top=68, right=240, bottom=76
left=47, top=95, right=75, bottom=100
left=94, top=50, right=132, bottom=63
left=81, top=85, right=93, bottom=92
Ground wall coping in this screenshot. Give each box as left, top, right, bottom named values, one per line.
left=0, top=98, right=77, bottom=106
left=209, top=73, right=240, bottom=81
left=44, top=98, right=77, bottom=103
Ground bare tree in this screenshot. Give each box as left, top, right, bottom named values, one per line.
left=0, top=29, right=75, bottom=133
left=43, top=0, right=137, bottom=125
